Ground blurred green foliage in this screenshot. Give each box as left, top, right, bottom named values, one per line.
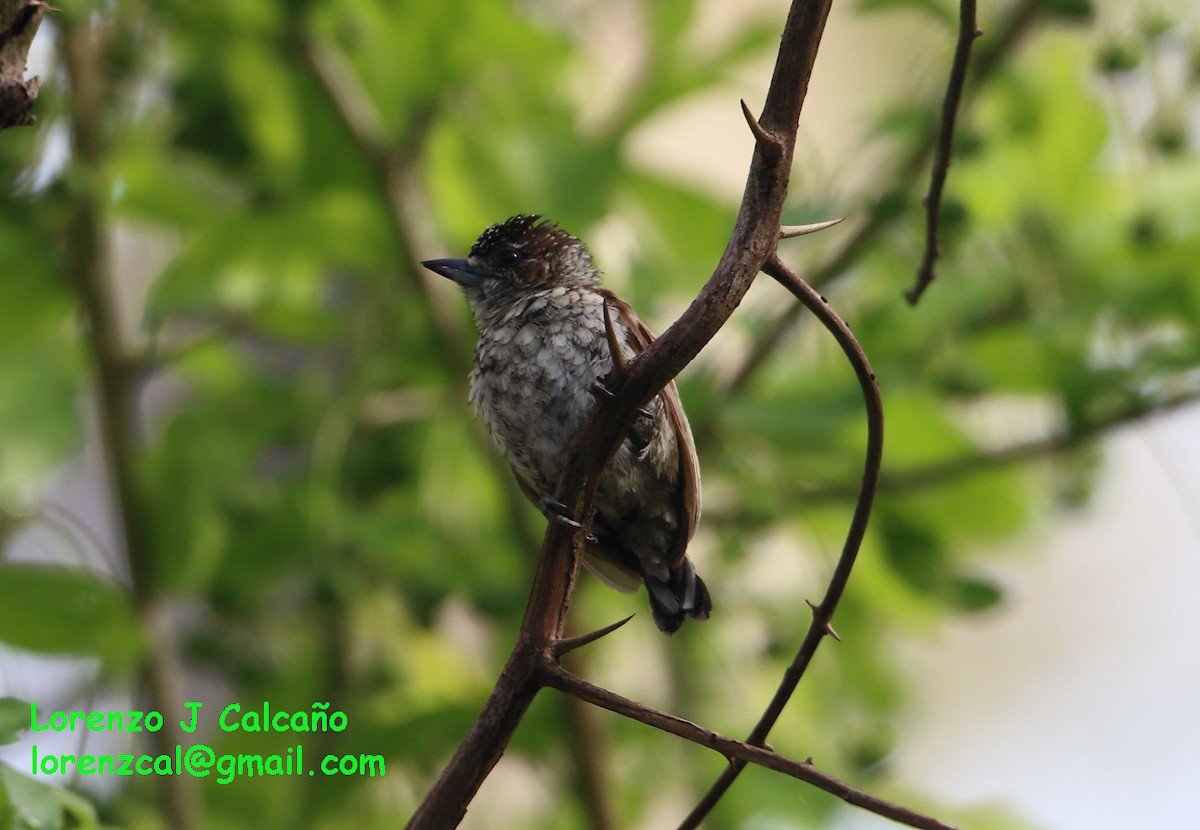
left=1, top=0, right=1198, bottom=828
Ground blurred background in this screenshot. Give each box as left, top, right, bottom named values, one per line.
left=1, top=0, right=1199, bottom=828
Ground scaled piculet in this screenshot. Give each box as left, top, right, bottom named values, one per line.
left=422, top=215, right=710, bottom=633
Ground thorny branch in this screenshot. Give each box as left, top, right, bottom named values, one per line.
left=407, top=1, right=956, bottom=829
left=712, top=0, right=1043, bottom=405
left=906, top=0, right=982, bottom=306
left=294, top=22, right=619, bottom=829
left=677, top=254, right=885, bottom=828
left=409, top=0, right=838, bottom=824
left=542, top=666, right=956, bottom=830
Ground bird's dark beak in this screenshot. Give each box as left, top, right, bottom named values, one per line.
left=422, top=258, right=485, bottom=288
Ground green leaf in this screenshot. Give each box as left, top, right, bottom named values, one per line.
left=0, top=346, right=82, bottom=494
left=879, top=508, right=947, bottom=595
left=876, top=390, right=973, bottom=470
left=1096, top=35, right=1144, bottom=74
left=0, top=565, right=139, bottom=663
left=949, top=574, right=1004, bottom=612
left=0, top=763, right=99, bottom=830
left=966, top=329, right=1056, bottom=392
left=0, top=698, right=30, bottom=746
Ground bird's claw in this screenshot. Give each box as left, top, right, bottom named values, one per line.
left=589, top=380, right=615, bottom=399
left=539, top=498, right=583, bottom=530
left=590, top=379, right=651, bottom=419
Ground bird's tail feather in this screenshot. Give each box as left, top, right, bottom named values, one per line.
left=645, top=558, right=711, bottom=634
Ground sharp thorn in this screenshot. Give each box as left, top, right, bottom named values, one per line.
left=553, top=614, right=636, bottom=656
left=549, top=513, right=583, bottom=530
left=539, top=498, right=583, bottom=530
left=805, top=598, right=840, bottom=639
left=589, top=380, right=616, bottom=399
left=740, top=99, right=777, bottom=150
left=779, top=217, right=844, bottom=239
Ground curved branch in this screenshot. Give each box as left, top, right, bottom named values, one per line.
left=678, top=254, right=884, bottom=828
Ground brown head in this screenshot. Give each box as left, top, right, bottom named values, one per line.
left=422, top=216, right=599, bottom=317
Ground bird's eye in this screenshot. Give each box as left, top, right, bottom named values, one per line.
left=495, top=248, right=523, bottom=267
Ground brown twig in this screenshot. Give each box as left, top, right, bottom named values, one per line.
left=905, top=0, right=982, bottom=306
left=406, top=0, right=837, bottom=826
left=677, top=255, right=884, bottom=828
left=295, top=24, right=637, bottom=827
left=542, top=665, right=956, bottom=830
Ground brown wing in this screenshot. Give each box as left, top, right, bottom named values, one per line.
left=598, top=289, right=701, bottom=568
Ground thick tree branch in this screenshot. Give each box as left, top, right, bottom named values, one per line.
left=678, top=254, right=884, bottom=828
left=542, top=665, right=955, bottom=830
left=407, top=1, right=836, bottom=826
left=906, top=0, right=981, bottom=306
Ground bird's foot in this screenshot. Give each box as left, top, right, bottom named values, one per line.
left=539, top=497, right=582, bottom=529
left=588, top=379, right=615, bottom=400
left=538, top=498, right=597, bottom=542
left=589, top=378, right=651, bottom=419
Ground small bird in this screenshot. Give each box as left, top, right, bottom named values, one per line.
left=422, top=215, right=710, bottom=633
